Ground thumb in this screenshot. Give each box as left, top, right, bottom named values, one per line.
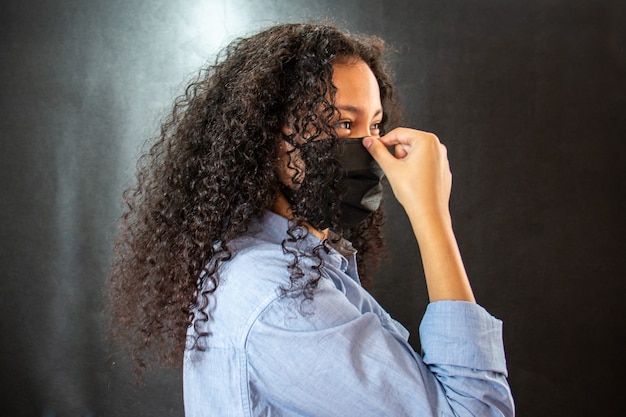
left=362, top=136, right=395, bottom=171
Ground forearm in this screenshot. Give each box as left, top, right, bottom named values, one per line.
left=363, top=130, right=476, bottom=303
left=405, top=205, right=475, bottom=303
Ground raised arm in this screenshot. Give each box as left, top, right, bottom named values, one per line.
left=364, top=128, right=475, bottom=302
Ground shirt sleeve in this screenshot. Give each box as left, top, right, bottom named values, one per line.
left=244, top=279, right=514, bottom=417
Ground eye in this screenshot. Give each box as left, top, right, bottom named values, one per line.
left=335, top=120, right=351, bottom=130
left=371, top=122, right=381, bottom=134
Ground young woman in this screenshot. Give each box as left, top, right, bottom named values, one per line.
left=109, top=22, right=514, bottom=416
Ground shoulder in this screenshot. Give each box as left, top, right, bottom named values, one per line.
left=194, top=235, right=310, bottom=347
left=221, top=236, right=293, bottom=288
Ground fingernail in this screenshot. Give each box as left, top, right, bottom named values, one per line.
left=363, top=137, right=373, bottom=148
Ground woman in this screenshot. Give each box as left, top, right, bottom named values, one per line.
left=109, top=22, right=514, bottom=416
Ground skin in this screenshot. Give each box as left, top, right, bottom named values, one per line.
left=274, top=59, right=475, bottom=303
left=272, top=59, right=383, bottom=239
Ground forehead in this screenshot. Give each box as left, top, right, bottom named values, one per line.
left=332, top=60, right=382, bottom=110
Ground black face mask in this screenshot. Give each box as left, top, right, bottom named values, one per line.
left=280, top=137, right=384, bottom=230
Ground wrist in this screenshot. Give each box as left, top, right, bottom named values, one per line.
left=404, top=204, right=453, bottom=243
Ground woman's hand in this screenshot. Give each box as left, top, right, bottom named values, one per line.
left=363, top=128, right=452, bottom=236
left=363, top=128, right=475, bottom=303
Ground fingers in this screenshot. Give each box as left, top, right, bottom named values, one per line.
left=362, top=127, right=452, bottom=212
left=379, top=127, right=441, bottom=149
left=362, top=136, right=396, bottom=171
left=363, top=128, right=443, bottom=165
left=394, top=143, right=408, bottom=159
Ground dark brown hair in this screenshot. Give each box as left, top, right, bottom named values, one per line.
left=108, top=22, right=400, bottom=374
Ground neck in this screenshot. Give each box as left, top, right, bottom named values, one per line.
left=271, top=192, right=328, bottom=240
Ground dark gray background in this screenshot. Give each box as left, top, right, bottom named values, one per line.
left=1, top=0, right=624, bottom=416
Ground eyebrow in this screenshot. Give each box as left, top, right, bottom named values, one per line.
left=336, top=105, right=383, bottom=118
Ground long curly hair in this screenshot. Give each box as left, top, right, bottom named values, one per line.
left=108, top=22, right=400, bottom=373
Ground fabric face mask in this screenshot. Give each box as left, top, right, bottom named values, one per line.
left=280, top=137, right=384, bottom=230
left=333, top=137, right=385, bottom=229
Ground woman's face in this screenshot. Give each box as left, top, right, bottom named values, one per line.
left=277, top=59, right=383, bottom=187
left=331, top=59, right=383, bottom=139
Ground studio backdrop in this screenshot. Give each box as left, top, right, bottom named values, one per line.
left=1, top=0, right=624, bottom=416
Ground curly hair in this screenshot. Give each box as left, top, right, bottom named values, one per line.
left=108, top=22, right=401, bottom=374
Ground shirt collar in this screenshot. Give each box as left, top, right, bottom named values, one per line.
left=254, top=211, right=357, bottom=275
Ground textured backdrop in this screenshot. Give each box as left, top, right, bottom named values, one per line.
left=1, top=0, right=624, bottom=416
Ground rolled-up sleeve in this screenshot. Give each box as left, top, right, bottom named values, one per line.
left=244, top=282, right=514, bottom=417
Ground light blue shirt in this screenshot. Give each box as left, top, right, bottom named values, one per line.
left=184, top=211, right=514, bottom=416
